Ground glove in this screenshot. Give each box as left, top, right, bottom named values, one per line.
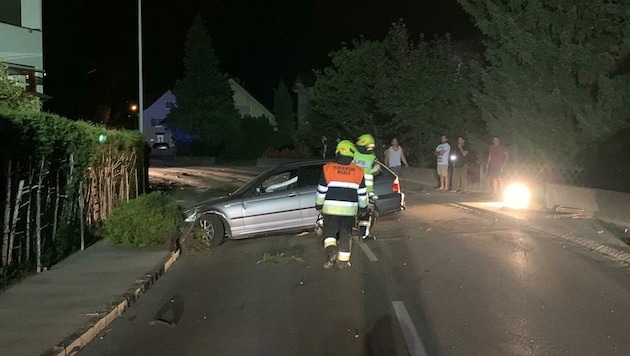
left=359, top=211, right=369, bottom=220
left=315, top=205, right=323, bottom=212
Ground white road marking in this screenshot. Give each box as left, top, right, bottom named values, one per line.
left=391, top=301, right=429, bottom=356
left=359, top=242, right=378, bottom=262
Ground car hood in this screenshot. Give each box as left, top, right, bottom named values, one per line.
left=190, top=192, right=244, bottom=209
left=183, top=192, right=245, bottom=220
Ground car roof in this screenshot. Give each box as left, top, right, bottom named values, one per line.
left=270, top=159, right=332, bottom=171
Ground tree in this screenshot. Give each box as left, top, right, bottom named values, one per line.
left=272, top=80, right=295, bottom=148
left=310, top=38, right=388, bottom=140
left=167, top=14, right=240, bottom=156
left=239, top=115, right=275, bottom=158
left=308, top=21, right=483, bottom=165
left=92, top=104, right=111, bottom=125
left=376, top=27, right=482, bottom=166
left=0, top=61, right=41, bottom=111
left=457, top=0, right=630, bottom=164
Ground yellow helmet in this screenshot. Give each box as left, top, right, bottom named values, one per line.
left=335, top=140, right=356, bottom=157
left=356, top=134, right=375, bottom=150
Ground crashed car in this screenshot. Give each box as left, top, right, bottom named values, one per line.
left=184, top=160, right=405, bottom=246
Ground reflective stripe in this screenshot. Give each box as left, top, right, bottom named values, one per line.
left=325, top=200, right=358, bottom=207
left=328, top=181, right=360, bottom=189
left=358, top=220, right=370, bottom=227
left=357, top=187, right=367, bottom=195
left=317, top=184, right=328, bottom=193
left=358, top=195, right=368, bottom=209
left=315, top=192, right=325, bottom=206
left=323, top=205, right=358, bottom=216
left=338, top=251, right=351, bottom=262
left=324, top=237, right=337, bottom=248
left=364, top=174, right=374, bottom=192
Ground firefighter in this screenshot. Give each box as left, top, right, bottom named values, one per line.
left=316, top=140, right=368, bottom=269
left=353, top=134, right=380, bottom=239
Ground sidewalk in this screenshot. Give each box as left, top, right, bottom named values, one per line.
left=0, top=240, right=178, bottom=356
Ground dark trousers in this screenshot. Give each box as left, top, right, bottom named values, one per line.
left=452, top=165, right=468, bottom=191
left=322, top=214, right=355, bottom=258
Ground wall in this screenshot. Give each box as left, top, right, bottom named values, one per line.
left=0, top=23, right=42, bottom=70
left=547, top=183, right=630, bottom=226
left=142, top=91, right=175, bottom=147
left=396, top=166, right=486, bottom=191
left=397, top=167, right=439, bottom=187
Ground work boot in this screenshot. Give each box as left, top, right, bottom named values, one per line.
left=323, top=249, right=337, bottom=269
left=337, top=261, right=351, bottom=270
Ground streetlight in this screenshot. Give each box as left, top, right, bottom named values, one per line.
left=137, top=0, right=144, bottom=133
left=130, top=104, right=138, bottom=112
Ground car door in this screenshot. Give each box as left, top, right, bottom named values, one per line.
left=297, top=164, right=324, bottom=225
left=240, top=168, right=302, bottom=235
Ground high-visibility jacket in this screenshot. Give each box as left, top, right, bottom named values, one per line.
left=316, top=162, right=368, bottom=216
left=353, top=151, right=376, bottom=192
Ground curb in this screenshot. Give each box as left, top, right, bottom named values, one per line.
left=447, top=203, right=630, bottom=267
left=49, top=248, right=181, bottom=356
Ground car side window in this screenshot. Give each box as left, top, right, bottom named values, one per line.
left=298, top=165, right=323, bottom=188
left=260, top=169, right=298, bottom=193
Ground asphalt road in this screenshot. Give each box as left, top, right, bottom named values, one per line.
left=82, top=190, right=630, bottom=356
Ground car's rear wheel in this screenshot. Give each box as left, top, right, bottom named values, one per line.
left=199, top=214, right=225, bottom=247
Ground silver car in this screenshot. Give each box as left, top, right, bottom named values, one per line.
left=184, top=160, right=405, bottom=246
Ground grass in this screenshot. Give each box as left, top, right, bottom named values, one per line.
left=257, top=252, right=305, bottom=264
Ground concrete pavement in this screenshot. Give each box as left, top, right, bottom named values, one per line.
left=0, top=240, right=178, bottom=356
left=0, top=167, right=628, bottom=355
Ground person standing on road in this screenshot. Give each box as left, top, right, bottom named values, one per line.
left=353, top=134, right=380, bottom=239
left=451, top=136, right=469, bottom=193
left=435, top=135, right=451, bottom=191
left=485, top=136, right=509, bottom=196
left=384, top=138, right=408, bottom=175
left=316, top=140, right=368, bottom=269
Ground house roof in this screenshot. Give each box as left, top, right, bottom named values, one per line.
left=142, top=90, right=175, bottom=121
left=143, top=81, right=276, bottom=125
left=228, top=78, right=275, bottom=119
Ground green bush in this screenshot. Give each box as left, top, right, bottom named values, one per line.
left=102, top=192, right=184, bottom=247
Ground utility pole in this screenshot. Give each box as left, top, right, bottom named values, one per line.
left=138, top=0, right=144, bottom=133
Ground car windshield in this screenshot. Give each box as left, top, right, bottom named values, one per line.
left=231, top=166, right=276, bottom=195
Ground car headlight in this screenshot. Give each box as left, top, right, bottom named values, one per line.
left=503, top=183, right=531, bottom=209
left=184, top=208, right=198, bottom=222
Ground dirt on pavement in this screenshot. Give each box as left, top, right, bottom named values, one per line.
left=149, top=165, right=264, bottom=208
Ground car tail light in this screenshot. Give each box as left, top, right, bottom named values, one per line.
left=392, top=178, right=400, bottom=193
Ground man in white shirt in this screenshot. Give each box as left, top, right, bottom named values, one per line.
left=384, top=138, right=409, bottom=175
left=434, top=135, right=451, bottom=191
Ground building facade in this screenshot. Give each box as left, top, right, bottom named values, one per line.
left=142, top=82, right=276, bottom=149
left=0, top=0, right=44, bottom=95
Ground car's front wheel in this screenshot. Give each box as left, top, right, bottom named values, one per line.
left=199, top=214, right=225, bottom=247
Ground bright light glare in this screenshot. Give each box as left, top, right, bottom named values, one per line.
left=503, top=183, right=531, bottom=209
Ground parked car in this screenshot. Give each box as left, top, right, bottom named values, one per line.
left=184, top=160, right=405, bottom=246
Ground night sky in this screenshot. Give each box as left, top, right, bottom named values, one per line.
left=42, top=0, right=479, bottom=121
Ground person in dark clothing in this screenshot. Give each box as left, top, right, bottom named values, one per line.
left=451, top=136, right=470, bottom=193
